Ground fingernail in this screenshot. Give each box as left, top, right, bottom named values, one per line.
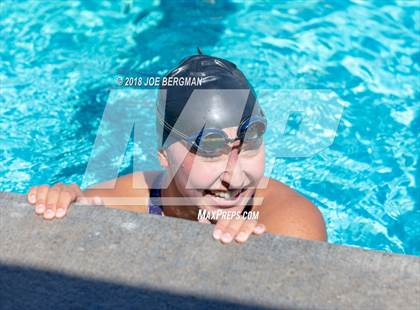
left=44, top=209, right=55, bottom=219
left=255, top=225, right=265, bottom=234
left=222, top=233, right=232, bottom=243
left=29, top=195, right=36, bottom=203
left=35, top=204, right=45, bottom=214
left=236, top=232, right=247, bottom=242
left=213, top=229, right=222, bottom=240
left=56, top=208, right=66, bottom=218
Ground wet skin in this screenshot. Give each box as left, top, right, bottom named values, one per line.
left=26, top=127, right=327, bottom=244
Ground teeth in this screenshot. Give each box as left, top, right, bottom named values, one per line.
left=209, top=189, right=241, bottom=200
left=212, top=191, right=230, bottom=199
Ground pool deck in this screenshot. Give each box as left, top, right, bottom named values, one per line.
left=0, top=191, right=419, bottom=309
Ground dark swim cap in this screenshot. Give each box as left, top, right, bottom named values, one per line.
left=156, top=53, right=265, bottom=149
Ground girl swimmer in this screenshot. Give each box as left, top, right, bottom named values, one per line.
left=26, top=53, right=327, bottom=244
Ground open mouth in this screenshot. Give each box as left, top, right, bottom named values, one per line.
left=202, top=188, right=246, bottom=201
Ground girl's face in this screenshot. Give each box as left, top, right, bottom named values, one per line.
left=162, top=127, right=265, bottom=213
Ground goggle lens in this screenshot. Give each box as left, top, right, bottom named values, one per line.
left=191, top=118, right=266, bottom=157
left=242, top=120, right=266, bottom=141
left=198, top=133, right=227, bottom=151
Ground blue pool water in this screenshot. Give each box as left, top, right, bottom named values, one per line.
left=0, top=0, right=419, bottom=255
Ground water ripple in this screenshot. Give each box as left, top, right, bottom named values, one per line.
left=0, top=0, right=418, bottom=255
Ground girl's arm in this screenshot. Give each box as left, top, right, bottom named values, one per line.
left=26, top=171, right=156, bottom=219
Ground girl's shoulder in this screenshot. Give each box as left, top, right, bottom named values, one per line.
left=132, top=170, right=164, bottom=189
left=90, top=170, right=162, bottom=192
left=255, top=177, right=327, bottom=241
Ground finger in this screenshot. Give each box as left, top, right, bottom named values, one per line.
left=27, top=186, right=38, bottom=204
left=253, top=223, right=266, bottom=235
left=44, top=183, right=63, bottom=220
left=235, top=219, right=258, bottom=243
left=198, top=216, right=211, bottom=224
left=212, top=217, right=231, bottom=240
left=93, top=196, right=104, bottom=205
left=55, top=189, right=76, bottom=219
left=35, top=185, right=49, bottom=215
left=219, top=217, right=246, bottom=244
left=76, top=196, right=89, bottom=205
left=68, top=183, right=83, bottom=197
left=76, top=195, right=102, bottom=206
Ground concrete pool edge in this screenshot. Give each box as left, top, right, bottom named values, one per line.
left=1, top=191, right=419, bottom=309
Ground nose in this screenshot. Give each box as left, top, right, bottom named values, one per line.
left=221, top=140, right=244, bottom=188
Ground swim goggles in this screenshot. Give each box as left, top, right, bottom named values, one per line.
left=179, top=115, right=267, bottom=157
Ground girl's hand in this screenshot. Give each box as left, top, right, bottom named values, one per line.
left=199, top=216, right=266, bottom=244
left=27, top=183, right=99, bottom=220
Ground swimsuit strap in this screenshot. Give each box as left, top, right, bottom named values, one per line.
left=148, top=172, right=165, bottom=215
